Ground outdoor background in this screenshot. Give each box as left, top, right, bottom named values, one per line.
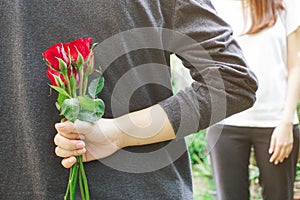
left=170, top=55, right=300, bottom=200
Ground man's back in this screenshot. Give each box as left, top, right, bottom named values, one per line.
left=0, top=1, right=193, bottom=199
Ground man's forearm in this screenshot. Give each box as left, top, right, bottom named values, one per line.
left=115, top=104, right=176, bottom=148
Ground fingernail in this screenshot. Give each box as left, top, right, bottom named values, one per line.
left=275, top=161, right=278, bottom=165
left=56, top=123, right=65, bottom=129
left=268, top=149, right=272, bottom=154
left=76, top=142, right=85, bottom=148
left=69, top=157, right=74, bottom=163
left=77, top=148, right=86, bottom=154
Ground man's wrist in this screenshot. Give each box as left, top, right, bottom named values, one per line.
left=113, top=117, right=145, bottom=148
left=108, top=118, right=128, bottom=149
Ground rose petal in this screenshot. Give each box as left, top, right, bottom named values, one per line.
left=43, top=43, right=69, bottom=70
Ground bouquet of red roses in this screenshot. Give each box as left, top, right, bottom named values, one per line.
left=43, top=38, right=105, bottom=200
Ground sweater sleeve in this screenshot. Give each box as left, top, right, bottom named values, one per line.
left=159, top=0, right=258, bottom=138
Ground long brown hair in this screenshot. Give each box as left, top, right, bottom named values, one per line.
left=242, top=0, right=285, bottom=34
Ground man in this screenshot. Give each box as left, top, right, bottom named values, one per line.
left=0, top=0, right=257, bottom=199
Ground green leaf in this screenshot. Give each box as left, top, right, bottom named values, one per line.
left=77, top=96, right=104, bottom=111
left=55, top=102, right=61, bottom=111
left=58, top=58, right=68, bottom=71
left=77, top=98, right=105, bottom=122
left=57, top=93, right=68, bottom=108
left=76, top=51, right=84, bottom=69
left=85, top=56, right=94, bottom=75
left=50, top=85, right=71, bottom=98
left=78, top=96, right=96, bottom=111
left=88, top=77, right=104, bottom=98
left=61, top=98, right=80, bottom=122
left=90, top=43, right=98, bottom=51
left=54, top=75, right=66, bottom=88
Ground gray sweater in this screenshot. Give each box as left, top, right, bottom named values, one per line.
left=0, top=0, right=257, bottom=199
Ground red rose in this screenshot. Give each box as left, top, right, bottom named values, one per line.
left=46, top=68, right=79, bottom=87
left=42, top=43, right=69, bottom=70
left=64, top=38, right=92, bottom=62
left=46, top=68, right=65, bottom=86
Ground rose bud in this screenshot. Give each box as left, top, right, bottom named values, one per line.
left=46, top=68, right=66, bottom=86
left=64, top=38, right=92, bottom=63
left=42, top=43, right=69, bottom=70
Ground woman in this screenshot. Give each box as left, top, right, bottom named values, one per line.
left=207, top=0, right=300, bottom=199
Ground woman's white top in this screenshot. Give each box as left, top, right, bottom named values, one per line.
left=211, top=0, right=300, bottom=127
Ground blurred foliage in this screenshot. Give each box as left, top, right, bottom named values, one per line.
left=186, top=130, right=208, bottom=165
left=186, top=131, right=216, bottom=199
left=249, top=149, right=262, bottom=200
left=295, top=160, right=300, bottom=198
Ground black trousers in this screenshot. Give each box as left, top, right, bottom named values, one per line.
left=206, top=124, right=300, bottom=200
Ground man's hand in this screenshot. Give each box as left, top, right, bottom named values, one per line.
left=54, top=104, right=176, bottom=168
left=269, top=122, right=294, bottom=165
left=54, top=119, right=122, bottom=168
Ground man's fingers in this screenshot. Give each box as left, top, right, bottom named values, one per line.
left=55, top=146, right=86, bottom=158
left=61, top=157, right=77, bottom=168
left=55, top=121, right=79, bottom=139
left=54, top=134, right=85, bottom=151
